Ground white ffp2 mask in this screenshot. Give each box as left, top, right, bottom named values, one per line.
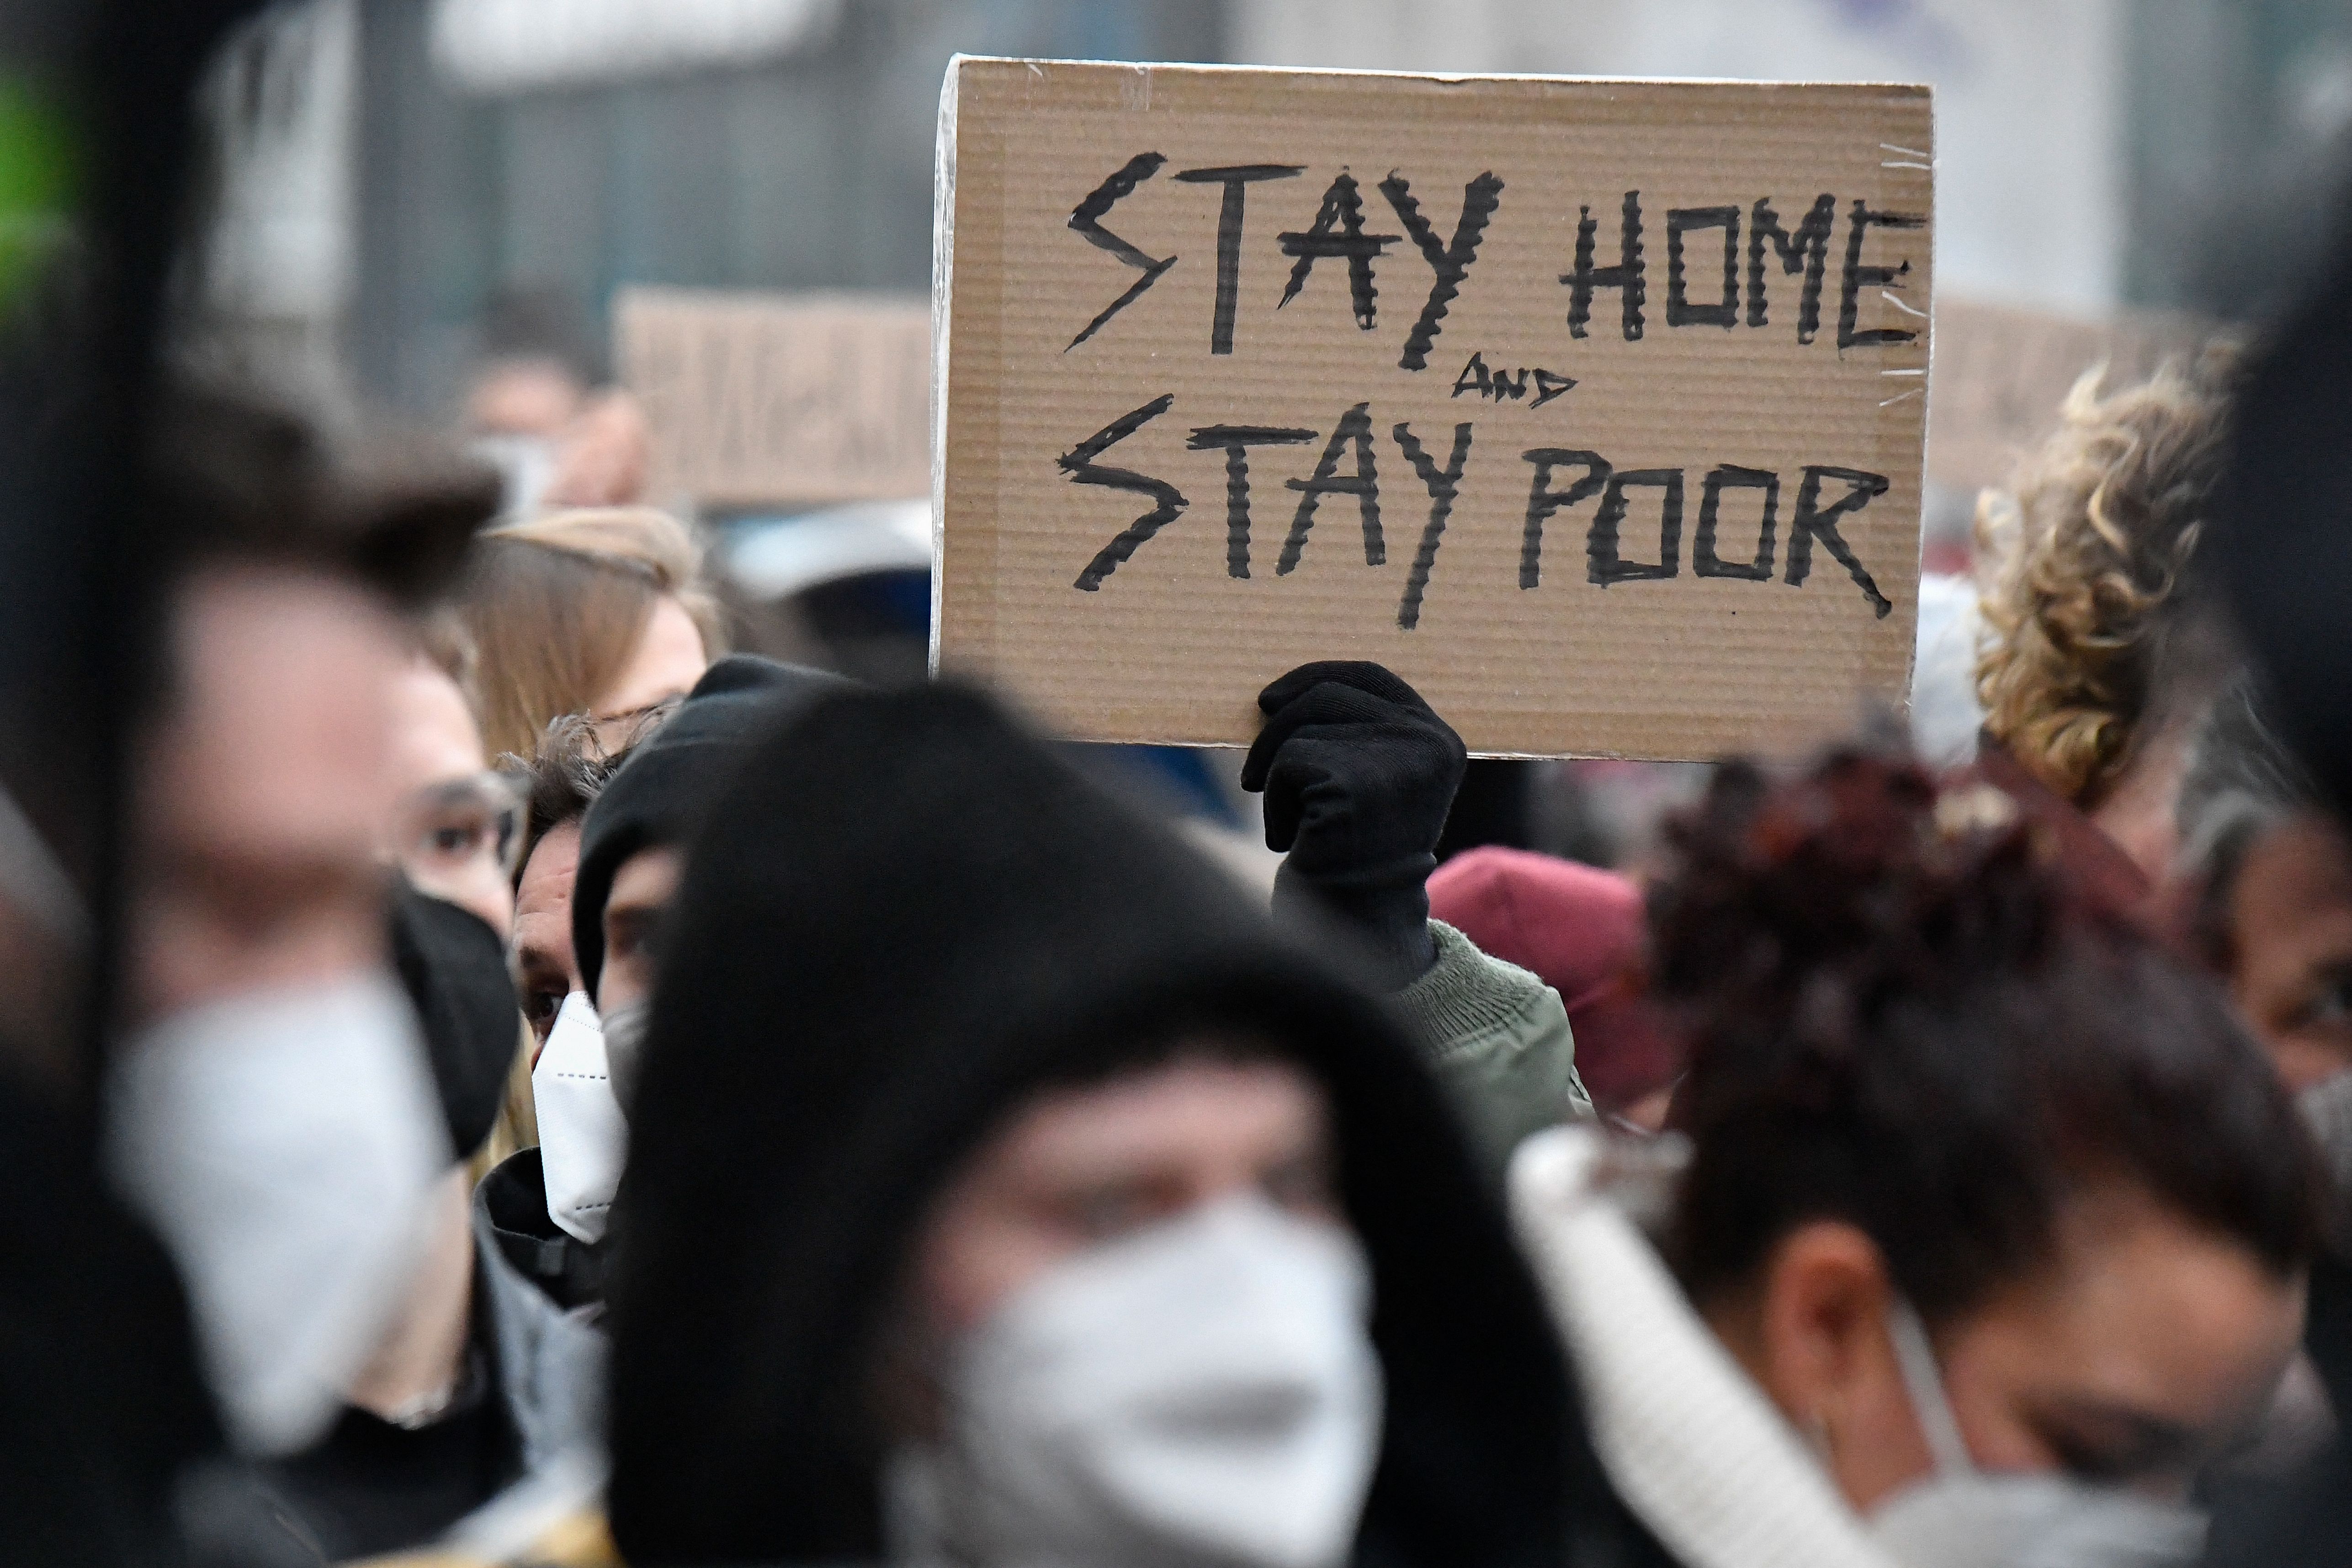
left=105, top=971, right=451, bottom=1456
left=892, top=1194, right=1384, bottom=1568
left=533, top=991, right=626, bottom=1244
left=1867, top=1299, right=2206, bottom=1568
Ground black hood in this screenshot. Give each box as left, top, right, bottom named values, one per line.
left=2213, top=238, right=2352, bottom=820
left=571, top=654, right=849, bottom=998
left=388, top=881, right=518, bottom=1160
left=605, top=683, right=1599, bottom=1568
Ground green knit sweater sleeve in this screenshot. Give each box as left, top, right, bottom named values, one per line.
left=1392, top=920, right=1594, bottom=1186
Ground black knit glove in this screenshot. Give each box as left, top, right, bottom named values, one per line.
left=1242, top=662, right=1467, bottom=989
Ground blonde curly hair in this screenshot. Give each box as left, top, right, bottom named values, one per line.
left=1974, top=358, right=2235, bottom=807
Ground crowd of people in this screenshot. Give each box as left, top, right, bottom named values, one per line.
left=23, top=317, right=2344, bottom=1568
left=14, top=107, right=2352, bottom=1568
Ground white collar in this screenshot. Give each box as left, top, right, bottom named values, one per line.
left=1509, top=1126, right=1898, bottom=1568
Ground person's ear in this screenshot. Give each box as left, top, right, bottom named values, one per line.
left=1750, top=1219, right=1937, bottom=1510
left=1752, top=1220, right=1891, bottom=1426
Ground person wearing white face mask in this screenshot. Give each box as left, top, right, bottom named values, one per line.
left=107, top=395, right=619, bottom=1567
left=475, top=722, right=622, bottom=1312
left=109, top=393, right=495, bottom=1468
left=181, top=883, right=608, bottom=1566
left=89, top=390, right=531, bottom=1566
left=482, top=654, right=853, bottom=1280
left=602, top=684, right=1658, bottom=1568
left=1508, top=752, right=2325, bottom=1568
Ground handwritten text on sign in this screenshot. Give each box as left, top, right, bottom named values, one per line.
left=1061, top=165, right=1919, bottom=624
left=936, top=63, right=1933, bottom=757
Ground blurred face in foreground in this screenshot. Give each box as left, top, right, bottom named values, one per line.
left=1715, top=1186, right=2303, bottom=1513
left=115, top=563, right=457, bottom=1456
left=129, top=566, right=407, bottom=1023
left=905, top=1052, right=1342, bottom=1346
left=876, top=1049, right=1381, bottom=1568
left=2224, top=812, right=2352, bottom=1092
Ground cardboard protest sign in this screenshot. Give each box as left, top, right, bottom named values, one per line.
left=616, top=287, right=928, bottom=508
left=1926, top=297, right=2222, bottom=497
left=933, top=58, right=1933, bottom=758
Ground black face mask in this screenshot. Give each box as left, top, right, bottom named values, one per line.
left=389, top=882, right=520, bottom=1159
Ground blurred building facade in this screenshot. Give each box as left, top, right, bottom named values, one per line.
left=188, top=0, right=2352, bottom=422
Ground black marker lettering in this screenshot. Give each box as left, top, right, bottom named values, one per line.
left=1452, top=352, right=1493, bottom=398
left=1693, top=465, right=1779, bottom=579
left=1530, top=368, right=1577, bottom=409
left=1066, top=153, right=1176, bottom=351
left=1490, top=366, right=1528, bottom=401
left=1186, top=424, right=1317, bottom=579
left=1564, top=191, right=1645, bottom=341
left=1171, top=164, right=1304, bottom=355
left=1838, top=201, right=1927, bottom=350
left=1067, top=395, right=1189, bottom=591
left=1786, top=464, right=1892, bottom=616
left=1277, top=172, right=1400, bottom=330
left=1519, top=449, right=1611, bottom=588
left=1392, top=421, right=1473, bottom=630
left=1746, top=194, right=1835, bottom=341
left=1380, top=170, right=1504, bottom=371
left=1588, top=470, right=1684, bottom=585
left=1279, top=402, right=1383, bottom=573
left=1666, top=206, right=1740, bottom=328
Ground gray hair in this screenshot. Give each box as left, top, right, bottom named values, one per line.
left=2176, top=677, right=2322, bottom=963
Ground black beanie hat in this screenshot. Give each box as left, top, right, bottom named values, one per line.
left=572, top=654, right=849, bottom=998
left=606, top=684, right=1624, bottom=1568
left=388, top=882, right=519, bottom=1160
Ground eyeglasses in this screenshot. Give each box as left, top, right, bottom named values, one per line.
left=587, top=694, right=684, bottom=757
left=393, top=770, right=526, bottom=885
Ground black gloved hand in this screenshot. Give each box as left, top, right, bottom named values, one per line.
left=1242, top=662, right=1467, bottom=989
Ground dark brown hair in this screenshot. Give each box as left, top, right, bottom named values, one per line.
left=1654, top=750, right=2324, bottom=1326
left=150, top=388, right=498, bottom=611
left=508, top=714, right=620, bottom=883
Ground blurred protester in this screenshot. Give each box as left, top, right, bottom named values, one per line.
left=2199, top=238, right=2352, bottom=1567
left=1511, top=752, right=2321, bottom=1568
left=540, top=393, right=653, bottom=513
left=457, top=508, right=722, bottom=759
left=2, top=854, right=205, bottom=1567
left=386, top=618, right=522, bottom=940
left=1972, top=361, right=2237, bottom=907
left=463, top=286, right=651, bottom=516
left=2171, top=679, right=2352, bottom=1447
left=1242, top=663, right=1592, bottom=1176
left=2175, top=679, right=2352, bottom=1092
left=96, top=392, right=499, bottom=1539
left=606, top=683, right=1656, bottom=1568
left=570, top=655, right=846, bottom=1105
left=2215, top=239, right=2352, bottom=828
left=1428, top=847, right=1680, bottom=1128
left=200, top=885, right=604, bottom=1564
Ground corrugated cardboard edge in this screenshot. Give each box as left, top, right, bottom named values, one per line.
left=937, top=53, right=1933, bottom=90
left=928, top=56, right=963, bottom=679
